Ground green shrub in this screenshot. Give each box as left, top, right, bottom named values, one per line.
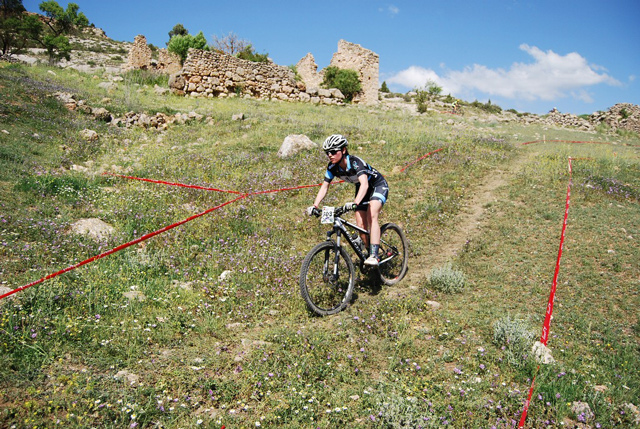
left=427, top=263, right=465, bottom=293
left=620, top=108, right=630, bottom=119
left=236, top=44, right=269, bottom=63
left=492, top=316, right=535, bottom=367
left=471, top=99, right=502, bottom=114
left=426, top=79, right=442, bottom=97
left=321, top=66, right=362, bottom=102
left=14, top=174, right=94, bottom=202
left=443, top=94, right=455, bottom=103
left=167, top=31, right=208, bottom=64
left=288, top=65, right=301, bottom=81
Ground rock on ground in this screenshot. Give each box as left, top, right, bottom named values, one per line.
left=70, top=218, right=115, bottom=241
left=277, top=134, right=317, bottom=158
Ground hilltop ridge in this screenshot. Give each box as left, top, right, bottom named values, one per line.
left=3, top=16, right=639, bottom=136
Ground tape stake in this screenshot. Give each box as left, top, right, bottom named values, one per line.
left=518, top=374, right=538, bottom=428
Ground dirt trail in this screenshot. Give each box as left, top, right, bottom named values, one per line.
left=400, top=150, right=532, bottom=288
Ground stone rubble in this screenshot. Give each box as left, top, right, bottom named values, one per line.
left=590, top=103, right=640, bottom=134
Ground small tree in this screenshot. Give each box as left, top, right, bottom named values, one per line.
left=167, top=31, right=207, bottom=64
left=414, top=87, right=429, bottom=113
left=236, top=44, right=269, bottom=62
left=42, top=33, right=70, bottom=63
left=380, top=81, right=390, bottom=93
left=1, top=0, right=44, bottom=56
left=211, top=31, right=248, bottom=55
left=39, top=0, right=88, bottom=35
left=322, top=66, right=362, bottom=102
left=426, top=79, right=442, bottom=97
left=167, top=23, right=187, bottom=43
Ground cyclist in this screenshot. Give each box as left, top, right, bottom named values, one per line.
left=306, top=134, right=389, bottom=266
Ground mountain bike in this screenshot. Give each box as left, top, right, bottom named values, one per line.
left=300, top=205, right=408, bottom=316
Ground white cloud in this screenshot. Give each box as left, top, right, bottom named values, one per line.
left=380, top=4, right=399, bottom=16
left=387, top=66, right=442, bottom=89
left=387, top=45, right=621, bottom=102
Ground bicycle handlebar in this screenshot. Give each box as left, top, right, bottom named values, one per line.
left=311, top=205, right=354, bottom=218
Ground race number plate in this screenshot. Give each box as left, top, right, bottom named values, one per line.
left=321, top=206, right=335, bottom=224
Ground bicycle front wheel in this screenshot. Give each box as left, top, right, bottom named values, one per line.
left=378, top=223, right=409, bottom=285
left=300, top=241, right=355, bottom=316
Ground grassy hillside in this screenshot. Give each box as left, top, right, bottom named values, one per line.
left=0, top=62, right=638, bottom=428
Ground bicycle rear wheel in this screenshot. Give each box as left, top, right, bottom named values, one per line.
left=300, top=241, right=355, bottom=316
left=378, top=223, right=409, bottom=285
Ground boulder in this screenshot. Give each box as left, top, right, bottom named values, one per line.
left=80, top=129, right=99, bottom=142
left=532, top=341, right=555, bottom=364
left=91, top=107, right=112, bottom=122
left=98, top=81, right=116, bottom=91
left=277, top=134, right=317, bottom=158
left=154, top=84, right=169, bottom=95
left=168, top=73, right=186, bottom=95
left=70, top=218, right=115, bottom=241
left=0, top=286, right=16, bottom=300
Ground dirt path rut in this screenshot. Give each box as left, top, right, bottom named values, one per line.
left=400, top=150, right=532, bottom=288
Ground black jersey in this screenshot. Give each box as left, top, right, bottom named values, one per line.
left=324, top=155, right=386, bottom=186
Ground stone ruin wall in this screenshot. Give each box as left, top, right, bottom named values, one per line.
left=123, top=35, right=151, bottom=70
left=125, top=36, right=379, bottom=105
left=296, top=53, right=323, bottom=89
left=172, top=49, right=345, bottom=104
left=123, top=35, right=181, bottom=74
left=179, top=48, right=301, bottom=99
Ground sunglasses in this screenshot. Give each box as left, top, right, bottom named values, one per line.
left=325, top=149, right=341, bottom=155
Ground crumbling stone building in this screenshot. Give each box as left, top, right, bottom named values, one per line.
left=126, top=36, right=379, bottom=105
left=297, top=40, right=379, bottom=105
left=123, top=35, right=181, bottom=74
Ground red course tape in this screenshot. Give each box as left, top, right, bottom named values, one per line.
left=0, top=195, right=248, bottom=301
left=518, top=157, right=574, bottom=427
left=1, top=176, right=347, bottom=300
left=101, top=172, right=244, bottom=194
left=401, top=147, right=444, bottom=172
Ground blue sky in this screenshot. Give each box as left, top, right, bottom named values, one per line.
left=23, top=0, right=640, bottom=115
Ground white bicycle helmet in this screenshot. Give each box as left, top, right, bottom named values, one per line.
left=322, top=134, right=348, bottom=151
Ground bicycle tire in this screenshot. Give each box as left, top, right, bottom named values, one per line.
left=300, top=241, right=355, bottom=316
left=378, top=223, right=409, bottom=285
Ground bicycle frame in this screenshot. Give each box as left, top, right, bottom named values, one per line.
left=326, top=216, right=368, bottom=261
left=327, top=215, right=399, bottom=265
